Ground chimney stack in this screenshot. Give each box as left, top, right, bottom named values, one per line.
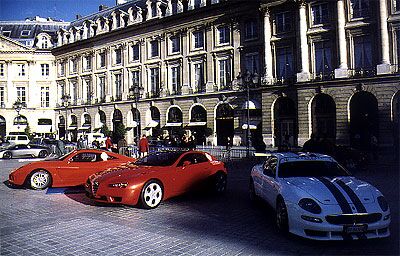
left=76, top=14, right=82, bottom=20
left=99, top=5, right=108, bottom=11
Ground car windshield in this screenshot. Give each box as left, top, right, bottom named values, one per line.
left=56, top=151, right=76, bottom=161
left=279, top=160, right=350, bottom=178
left=135, top=152, right=184, bottom=166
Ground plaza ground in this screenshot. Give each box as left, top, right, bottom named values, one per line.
left=0, top=156, right=398, bottom=255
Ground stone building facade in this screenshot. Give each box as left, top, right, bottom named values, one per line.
left=0, top=17, right=69, bottom=138
left=53, top=0, right=399, bottom=150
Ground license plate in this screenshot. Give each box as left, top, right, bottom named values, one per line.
left=343, top=224, right=368, bottom=234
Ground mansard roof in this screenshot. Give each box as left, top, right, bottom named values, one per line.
left=69, top=0, right=145, bottom=28
left=0, top=17, right=69, bottom=41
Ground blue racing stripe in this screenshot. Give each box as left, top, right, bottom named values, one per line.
left=317, top=177, right=352, bottom=214
left=335, top=179, right=367, bottom=213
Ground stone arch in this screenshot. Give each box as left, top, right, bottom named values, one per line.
left=272, top=96, right=297, bottom=148
left=349, top=90, right=378, bottom=149
left=215, top=102, right=234, bottom=146
left=310, top=93, right=336, bottom=141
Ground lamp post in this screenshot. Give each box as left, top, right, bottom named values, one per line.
left=237, top=70, right=260, bottom=157
left=13, top=99, right=24, bottom=131
left=61, top=94, right=71, bottom=140
left=129, top=80, right=144, bottom=145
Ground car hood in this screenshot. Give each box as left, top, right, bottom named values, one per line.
left=90, top=163, right=158, bottom=182
left=284, top=176, right=376, bottom=205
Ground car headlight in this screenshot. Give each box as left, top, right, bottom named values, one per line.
left=298, top=198, right=321, bottom=214
left=108, top=182, right=128, bottom=188
left=377, top=196, right=389, bottom=212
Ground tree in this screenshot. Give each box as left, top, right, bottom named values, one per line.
left=100, top=124, right=111, bottom=137
left=113, top=122, right=126, bottom=143
left=24, top=124, right=33, bottom=140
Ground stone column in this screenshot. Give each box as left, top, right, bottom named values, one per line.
left=296, top=1, right=310, bottom=82
left=376, top=0, right=391, bottom=75
left=262, top=8, right=274, bottom=85
left=334, top=0, right=349, bottom=78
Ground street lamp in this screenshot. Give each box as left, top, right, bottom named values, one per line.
left=13, top=98, right=24, bottom=130
left=61, top=94, right=71, bottom=140
left=237, top=70, right=260, bottom=157
left=129, top=80, right=144, bottom=145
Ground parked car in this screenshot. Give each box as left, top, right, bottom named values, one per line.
left=0, top=144, right=50, bottom=159
left=8, top=149, right=134, bottom=190
left=5, top=134, right=30, bottom=145
left=249, top=152, right=391, bottom=240
left=85, top=150, right=227, bottom=209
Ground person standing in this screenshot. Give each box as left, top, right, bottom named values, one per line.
left=138, top=134, right=149, bottom=157
left=105, top=136, right=113, bottom=151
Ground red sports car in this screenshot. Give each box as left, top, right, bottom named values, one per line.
left=8, top=149, right=134, bottom=190
left=85, top=150, right=227, bottom=209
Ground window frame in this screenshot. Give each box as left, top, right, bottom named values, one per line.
left=217, top=25, right=231, bottom=45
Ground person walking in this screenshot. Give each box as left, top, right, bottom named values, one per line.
left=138, top=134, right=149, bottom=158
left=105, top=136, right=113, bottom=151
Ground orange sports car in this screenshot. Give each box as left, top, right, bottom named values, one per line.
left=85, top=150, right=227, bottom=209
left=8, top=149, right=134, bottom=190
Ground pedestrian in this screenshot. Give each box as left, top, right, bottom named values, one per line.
left=82, top=135, right=88, bottom=149
left=302, top=133, right=319, bottom=153
left=370, top=134, right=378, bottom=162
left=56, top=138, right=65, bottom=156
left=138, top=134, right=149, bottom=158
left=77, top=135, right=84, bottom=149
left=105, top=136, right=113, bottom=151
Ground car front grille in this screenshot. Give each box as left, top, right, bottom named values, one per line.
left=325, top=213, right=382, bottom=225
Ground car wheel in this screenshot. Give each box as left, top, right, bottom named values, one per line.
left=249, top=178, right=259, bottom=202
left=38, top=150, right=48, bottom=158
left=140, top=180, right=163, bottom=209
left=276, top=198, right=289, bottom=234
left=3, top=151, right=12, bottom=159
left=30, top=170, right=52, bottom=190
left=213, top=172, right=227, bottom=194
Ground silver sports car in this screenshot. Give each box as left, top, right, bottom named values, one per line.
left=0, top=144, right=50, bottom=159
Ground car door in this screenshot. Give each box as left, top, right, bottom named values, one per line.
left=57, top=152, right=110, bottom=186
left=13, top=145, right=29, bottom=158
left=260, top=156, right=279, bottom=206
left=173, top=153, right=209, bottom=193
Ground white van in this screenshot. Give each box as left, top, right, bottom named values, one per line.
left=6, top=135, right=30, bottom=145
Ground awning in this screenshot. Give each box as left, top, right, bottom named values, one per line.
left=145, top=120, right=159, bottom=128
left=242, top=100, right=261, bottom=110
left=241, top=121, right=260, bottom=130
left=78, top=126, right=91, bottom=130
left=37, top=124, right=52, bottom=132
left=165, top=122, right=182, bottom=127
left=127, top=121, right=138, bottom=128
left=187, top=121, right=207, bottom=127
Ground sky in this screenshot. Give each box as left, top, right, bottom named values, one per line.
left=0, top=0, right=116, bottom=22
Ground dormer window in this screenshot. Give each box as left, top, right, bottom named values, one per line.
left=21, top=30, right=30, bottom=37
left=41, top=36, right=49, bottom=49
left=152, top=3, right=157, bottom=17
left=2, top=31, right=11, bottom=37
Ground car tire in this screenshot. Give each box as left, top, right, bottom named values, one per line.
left=249, top=178, right=259, bottom=203
left=213, top=172, right=227, bottom=194
left=276, top=198, right=289, bottom=235
left=30, top=170, right=52, bottom=190
left=3, top=151, right=12, bottom=159
left=140, top=180, right=163, bottom=209
left=38, top=150, right=49, bottom=158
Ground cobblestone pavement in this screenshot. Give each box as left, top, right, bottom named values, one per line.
left=0, top=157, right=398, bottom=256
